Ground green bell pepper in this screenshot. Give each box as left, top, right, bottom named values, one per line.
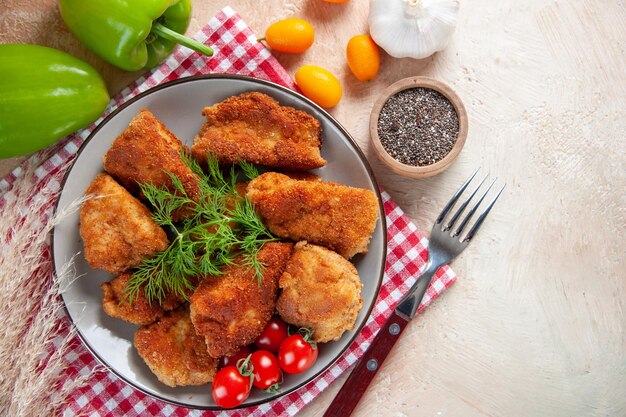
left=0, top=44, right=110, bottom=159
left=58, top=0, right=213, bottom=72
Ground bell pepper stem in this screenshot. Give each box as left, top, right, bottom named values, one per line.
left=151, top=22, right=213, bottom=57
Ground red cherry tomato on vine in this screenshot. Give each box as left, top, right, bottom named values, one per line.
left=219, top=345, right=252, bottom=368
left=278, top=333, right=318, bottom=374
left=255, top=316, right=289, bottom=352
left=250, top=350, right=282, bottom=390
left=212, top=365, right=251, bottom=408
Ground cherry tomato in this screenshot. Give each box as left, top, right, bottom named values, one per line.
left=212, top=365, right=252, bottom=408
left=278, top=333, right=318, bottom=374
left=219, top=345, right=252, bottom=368
left=250, top=350, right=282, bottom=390
left=255, top=316, right=289, bottom=352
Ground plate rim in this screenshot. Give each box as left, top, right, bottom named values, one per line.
left=51, top=73, right=387, bottom=410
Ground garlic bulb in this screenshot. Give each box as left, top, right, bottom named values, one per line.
left=369, top=0, right=459, bottom=59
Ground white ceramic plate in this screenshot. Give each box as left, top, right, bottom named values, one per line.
left=52, top=74, right=386, bottom=409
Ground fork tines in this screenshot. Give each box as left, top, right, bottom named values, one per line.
left=436, top=168, right=505, bottom=242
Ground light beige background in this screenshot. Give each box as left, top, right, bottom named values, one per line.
left=1, top=1, right=625, bottom=416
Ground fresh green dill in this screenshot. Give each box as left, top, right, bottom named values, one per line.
left=124, top=153, right=275, bottom=304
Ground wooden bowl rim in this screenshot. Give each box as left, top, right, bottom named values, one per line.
left=369, top=76, right=468, bottom=179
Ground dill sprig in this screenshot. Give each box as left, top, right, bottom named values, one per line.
left=124, top=153, right=275, bottom=304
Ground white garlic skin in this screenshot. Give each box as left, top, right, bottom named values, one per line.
left=369, top=0, right=459, bottom=59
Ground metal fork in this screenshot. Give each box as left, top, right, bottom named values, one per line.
left=323, top=169, right=505, bottom=417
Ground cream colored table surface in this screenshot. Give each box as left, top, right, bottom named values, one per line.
left=2, top=1, right=625, bottom=416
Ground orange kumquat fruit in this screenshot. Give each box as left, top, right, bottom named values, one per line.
left=346, top=34, right=381, bottom=81
left=294, top=65, right=342, bottom=108
left=264, top=18, right=315, bottom=54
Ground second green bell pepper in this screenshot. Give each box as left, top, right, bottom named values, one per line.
left=58, top=0, right=213, bottom=72
left=0, top=44, right=110, bottom=158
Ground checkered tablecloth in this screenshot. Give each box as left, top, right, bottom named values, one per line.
left=0, top=7, right=456, bottom=416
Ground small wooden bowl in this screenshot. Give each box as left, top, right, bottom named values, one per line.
left=369, top=76, right=468, bottom=179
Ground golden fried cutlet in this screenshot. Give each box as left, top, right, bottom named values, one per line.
left=80, top=173, right=168, bottom=274
left=282, top=172, right=321, bottom=182
left=191, top=92, right=326, bottom=170
left=103, top=108, right=201, bottom=220
left=101, top=273, right=185, bottom=325
left=277, top=242, right=363, bottom=343
left=246, top=172, right=379, bottom=259
left=189, top=242, right=293, bottom=358
left=134, top=306, right=218, bottom=387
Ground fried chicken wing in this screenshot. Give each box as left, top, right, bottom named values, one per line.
left=79, top=173, right=168, bottom=274
left=134, top=306, right=218, bottom=387
left=246, top=172, right=379, bottom=258
left=103, top=108, right=201, bottom=220
left=101, top=273, right=185, bottom=325
left=190, top=242, right=293, bottom=358
left=191, top=92, right=326, bottom=170
left=277, top=242, right=363, bottom=343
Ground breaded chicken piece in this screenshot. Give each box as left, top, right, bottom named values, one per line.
left=277, top=242, right=363, bottom=343
left=135, top=306, right=218, bottom=387
left=246, top=172, right=379, bottom=259
left=101, top=273, right=185, bottom=325
left=191, top=92, right=326, bottom=170
left=103, top=109, right=201, bottom=220
left=80, top=173, right=169, bottom=274
left=190, top=242, right=293, bottom=358
left=282, top=172, right=321, bottom=182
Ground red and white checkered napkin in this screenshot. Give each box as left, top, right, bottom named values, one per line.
left=0, top=7, right=456, bottom=416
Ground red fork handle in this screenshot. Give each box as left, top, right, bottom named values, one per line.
left=323, top=310, right=410, bottom=417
